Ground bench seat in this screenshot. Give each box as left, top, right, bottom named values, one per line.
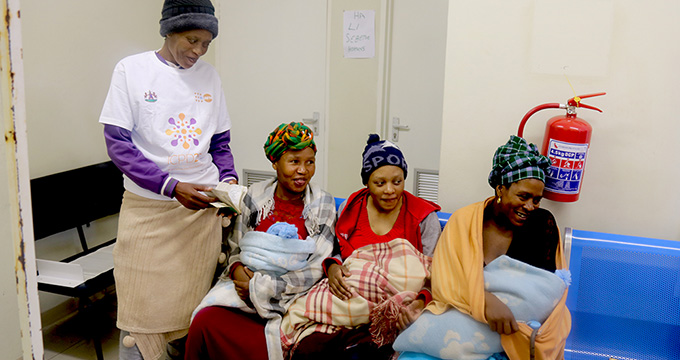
left=564, top=228, right=680, bottom=360
left=32, top=161, right=124, bottom=360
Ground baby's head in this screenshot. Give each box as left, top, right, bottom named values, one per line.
left=266, top=222, right=299, bottom=239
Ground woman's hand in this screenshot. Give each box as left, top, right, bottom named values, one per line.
left=231, top=264, right=254, bottom=303
left=484, top=291, right=518, bottom=335
left=327, top=263, right=353, bottom=300
left=397, top=298, right=425, bottom=330
left=174, top=182, right=217, bottom=210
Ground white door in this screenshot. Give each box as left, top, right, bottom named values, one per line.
left=383, top=0, right=448, bottom=201
left=215, top=1, right=328, bottom=187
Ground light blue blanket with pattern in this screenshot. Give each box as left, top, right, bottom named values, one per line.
left=191, top=224, right=316, bottom=319
left=393, top=255, right=569, bottom=360
left=240, top=224, right=316, bottom=275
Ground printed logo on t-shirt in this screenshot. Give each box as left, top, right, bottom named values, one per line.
left=165, top=113, right=203, bottom=149
left=144, top=90, right=157, bottom=102
left=194, top=92, right=213, bottom=103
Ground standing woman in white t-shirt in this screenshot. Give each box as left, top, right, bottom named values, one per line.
left=98, top=1, right=236, bottom=359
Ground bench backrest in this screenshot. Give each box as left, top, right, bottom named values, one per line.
left=564, top=228, right=680, bottom=360
left=31, top=161, right=124, bottom=240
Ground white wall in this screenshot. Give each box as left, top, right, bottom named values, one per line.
left=438, top=0, right=680, bottom=241
left=214, top=1, right=328, bottom=188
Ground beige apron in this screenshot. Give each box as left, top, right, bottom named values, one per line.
left=114, top=191, right=221, bottom=359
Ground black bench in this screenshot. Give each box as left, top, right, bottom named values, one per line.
left=32, top=160, right=124, bottom=360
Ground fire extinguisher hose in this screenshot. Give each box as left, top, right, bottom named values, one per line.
left=517, top=103, right=562, bottom=138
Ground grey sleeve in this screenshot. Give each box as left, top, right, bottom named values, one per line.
left=419, top=211, right=442, bottom=257
left=337, top=199, right=347, bottom=215
left=327, top=199, right=348, bottom=262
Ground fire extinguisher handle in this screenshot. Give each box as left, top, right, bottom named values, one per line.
left=574, top=92, right=607, bottom=100
left=517, top=103, right=564, bottom=138
left=575, top=103, right=603, bottom=113
left=568, top=92, right=606, bottom=112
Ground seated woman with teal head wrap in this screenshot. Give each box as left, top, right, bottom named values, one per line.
left=475, top=135, right=565, bottom=335
left=394, top=135, right=571, bottom=360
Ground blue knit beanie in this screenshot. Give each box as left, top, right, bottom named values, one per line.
left=361, top=134, right=408, bottom=185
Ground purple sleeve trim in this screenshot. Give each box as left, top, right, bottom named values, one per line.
left=103, top=124, right=176, bottom=197
left=161, top=177, right=180, bottom=198
left=209, top=130, right=238, bottom=183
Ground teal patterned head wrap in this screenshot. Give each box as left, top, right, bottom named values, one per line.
left=263, top=122, right=316, bottom=163
left=488, top=135, right=550, bottom=188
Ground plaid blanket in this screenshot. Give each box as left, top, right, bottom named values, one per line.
left=280, top=238, right=431, bottom=357
left=201, top=178, right=336, bottom=360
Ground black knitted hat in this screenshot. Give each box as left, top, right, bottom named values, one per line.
left=160, top=0, right=218, bottom=38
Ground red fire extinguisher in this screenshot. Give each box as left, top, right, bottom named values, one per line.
left=517, top=92, right=606, bottom=202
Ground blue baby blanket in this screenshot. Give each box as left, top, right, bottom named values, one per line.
left=393, top=255, right=568, bottom=360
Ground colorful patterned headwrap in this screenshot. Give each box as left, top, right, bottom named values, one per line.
left=488, top=135, right=550, bottom=188
left=263, top=122, right=317, bottom=163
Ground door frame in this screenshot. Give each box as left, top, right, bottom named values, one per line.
left=1, top=0, right=44, bottom=357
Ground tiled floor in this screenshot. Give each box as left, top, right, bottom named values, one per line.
left=42, top=294, right=119, bottom=360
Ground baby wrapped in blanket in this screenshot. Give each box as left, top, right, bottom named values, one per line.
left=280, top=238, right=432, bottom=357
left=393, top=255, right=570, bottom=360
left=192, top=222, right=316, bottom=318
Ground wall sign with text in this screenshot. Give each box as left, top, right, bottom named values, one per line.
left=343, top=10, right=375, bottom=58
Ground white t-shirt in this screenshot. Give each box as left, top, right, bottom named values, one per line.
left=99, top=51, right=231, bottom=200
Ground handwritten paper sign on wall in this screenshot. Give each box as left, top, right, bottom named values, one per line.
left=343, top=10, right=375, bottom=58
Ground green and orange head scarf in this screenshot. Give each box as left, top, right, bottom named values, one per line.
left=488, top=135, right=550, bottom=188
left=263, top=122, right=317, bottom=163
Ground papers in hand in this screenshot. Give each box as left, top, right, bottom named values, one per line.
left=205, top=182, right=248, bottom=215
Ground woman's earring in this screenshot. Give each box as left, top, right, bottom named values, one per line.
left=496, top=196, right=501, bottom=204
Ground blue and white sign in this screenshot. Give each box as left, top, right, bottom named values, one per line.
left=545, top=139, right=589, bottom=195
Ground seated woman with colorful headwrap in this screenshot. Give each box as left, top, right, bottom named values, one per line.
left=281, top=134, right=442, bottom=360
left=393, top=135, right=571, bottom=360
left=184, top=122, right=337, bottom=360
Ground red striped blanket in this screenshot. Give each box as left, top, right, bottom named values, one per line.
left=280, top=238, right=431, bottom=357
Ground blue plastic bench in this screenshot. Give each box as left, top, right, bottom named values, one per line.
left=563, top=228, right=680, bottom=360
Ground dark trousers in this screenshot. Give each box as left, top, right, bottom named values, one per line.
left=291, top=326, right=394, bottom=360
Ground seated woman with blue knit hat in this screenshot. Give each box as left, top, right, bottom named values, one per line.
left=281, top=134, right=442, bottom=360
left=392, top=135, right=571, bottom=360
left=184, top=122, right=337, bottom=360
